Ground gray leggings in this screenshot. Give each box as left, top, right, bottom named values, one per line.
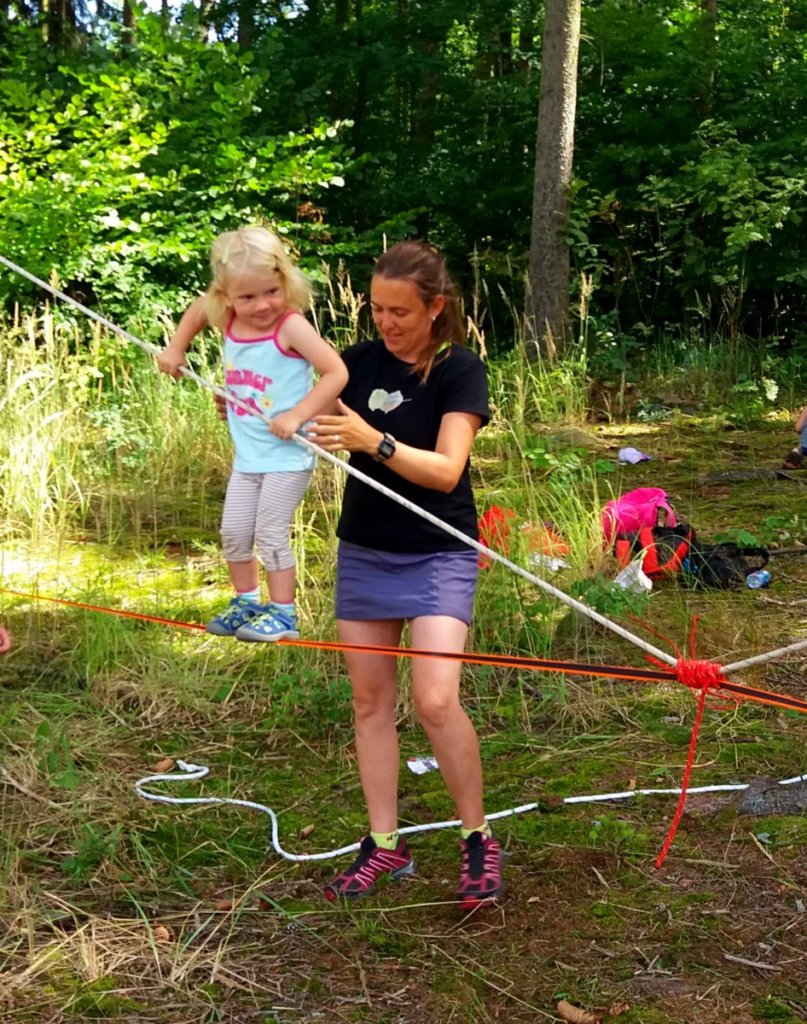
left=221, top=468, right=312, bottom=572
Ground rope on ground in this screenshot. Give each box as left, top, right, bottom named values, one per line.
left=134, top=759, right=807, bottom=864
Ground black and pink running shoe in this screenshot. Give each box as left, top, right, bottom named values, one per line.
left=324, top=836, right=416, bottom=901
left=457, top=831, right=505, bottom=907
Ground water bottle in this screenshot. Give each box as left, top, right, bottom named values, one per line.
left=745, top=569, right=771, bottom=590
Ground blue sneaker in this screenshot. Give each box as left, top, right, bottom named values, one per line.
left=205, top=597, right=268, bottom=637
left=235, top=606, right=300, bottom=642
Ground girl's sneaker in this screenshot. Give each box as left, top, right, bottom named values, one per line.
left=324, top=836, right=416, bottom=901
left=235, top=606, right=300, bottom=642
left=206, top=597, right=268, bottom=636
left=456, top=831, right=505, bottom=907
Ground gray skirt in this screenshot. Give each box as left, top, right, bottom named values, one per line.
left=335, top=541, right=478, bottom=624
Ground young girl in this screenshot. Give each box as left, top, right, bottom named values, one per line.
left=158, top=226, right=348, bottom=642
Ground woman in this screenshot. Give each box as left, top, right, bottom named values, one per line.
left=308, top=241, right=504, bottom=907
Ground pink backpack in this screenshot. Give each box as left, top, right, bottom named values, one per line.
left=602, top=487, right=677, bottom=544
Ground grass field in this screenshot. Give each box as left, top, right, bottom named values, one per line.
left=1, top=311, right=807, bottom=1023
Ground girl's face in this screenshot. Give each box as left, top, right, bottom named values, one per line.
left=370, top=275, right=445, bottom=363
left=225, top=270, right=287, bottom=332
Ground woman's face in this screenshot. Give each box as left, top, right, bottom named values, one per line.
left=370, top=275, right=445, bottom=363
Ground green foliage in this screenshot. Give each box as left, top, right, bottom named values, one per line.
left=570, top=574, right=650, bottom=619
left=588, top=812, right=649, bottom=856
left=0, top=17, right=353, bottom=329
left=753, top=996, right=801, bottom=1022
left=758, top=513, right=807, bottom=546
left=61, top=824, right=124, bottom=880
left=712, top=527, right=764, bottom=549
left=523, top=442, right=616, bottom=488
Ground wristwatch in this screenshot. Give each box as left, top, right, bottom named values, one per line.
left=374, top=432, right=396, bottom=462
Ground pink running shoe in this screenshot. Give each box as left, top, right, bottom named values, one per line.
left=457, top=831, right=505, bottom=907
left=324, top=836, right=416, bottom=901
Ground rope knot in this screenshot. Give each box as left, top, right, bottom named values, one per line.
left=675, top=657, right=724, bottom=692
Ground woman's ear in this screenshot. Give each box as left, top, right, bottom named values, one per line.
left=430, top=294, right=446, bottom=321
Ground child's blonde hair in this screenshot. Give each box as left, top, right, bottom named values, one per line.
left=205, top=226, right=313, bottom=328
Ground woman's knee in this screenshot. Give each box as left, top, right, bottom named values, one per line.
left=352, top=679, right=397, bottom=722
left=414, top=690, right=458, bottom=731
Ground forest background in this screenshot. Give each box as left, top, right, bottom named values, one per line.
left=2, top=0, right=807, bottom=384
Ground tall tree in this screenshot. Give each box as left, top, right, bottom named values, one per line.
left=525, top=0, right=580, bottom=357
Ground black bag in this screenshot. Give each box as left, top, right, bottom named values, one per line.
left=683, top=542, right=769, bottom=590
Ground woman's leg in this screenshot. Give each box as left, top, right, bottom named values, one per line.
left=338, top=618, right=405, bottom=834
left=410, top=615, right=504, bottom=905
left=408, top=615, right=484, bottom=829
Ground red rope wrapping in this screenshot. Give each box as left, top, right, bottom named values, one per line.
left=654, top=655, right=728, bottom=868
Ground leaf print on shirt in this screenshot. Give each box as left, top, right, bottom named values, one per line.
left=368, top=388, right=411, bottom=413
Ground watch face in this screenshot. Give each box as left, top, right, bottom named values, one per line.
left=378, top=434, right=395, bottom=460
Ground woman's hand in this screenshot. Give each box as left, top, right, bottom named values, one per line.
left=0, top=625, right=11, bottom=654
left=308, top=399, right=380, bottom=455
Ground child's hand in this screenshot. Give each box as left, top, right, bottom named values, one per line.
left=0, top=625, right=11, bottom=654
left=157, top=345, right=187, bottom=378
left=269, top=410, right=303, bottom=440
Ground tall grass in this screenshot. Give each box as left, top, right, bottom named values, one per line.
left=0, top=278, right=623, bottom=673
left=0, top=306, right=230, bottom=545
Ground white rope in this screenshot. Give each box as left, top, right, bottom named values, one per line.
left=0, top=252, right=678, bottom=666
left=135, top=760, right=807, bottom=862
left=722, top=636, right=807, bottom=675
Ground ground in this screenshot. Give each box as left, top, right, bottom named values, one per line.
left=1, top=414, right=807, bottom=1023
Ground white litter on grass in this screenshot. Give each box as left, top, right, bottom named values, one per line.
left=614, top=556, right=653, bottom=594
left=530, top=553, right=571, bottom=573
left=407, top=756, right=440, bottom=775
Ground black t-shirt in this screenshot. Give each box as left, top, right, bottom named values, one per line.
left=337, top=340, right=489, bottom=553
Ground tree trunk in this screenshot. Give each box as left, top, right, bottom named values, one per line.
left=525, top=0, right=581, bottom=359
left=699, top=0, right=718, bottom=119
left=122, top=0, right=136, bottom=46
left=237, top=0, right=254, bottom=49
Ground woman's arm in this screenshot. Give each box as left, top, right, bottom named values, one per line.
left=157, top=296, right=209, bottom=378
left=309, top=401, right=481, bottom=493
left=795, top=405, right=807, bottom=434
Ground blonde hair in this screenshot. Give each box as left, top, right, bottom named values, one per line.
left=204, top=226, right=313, bottom=328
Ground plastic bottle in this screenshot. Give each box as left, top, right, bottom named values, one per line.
left=745, top=569, right=772, bottom=590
